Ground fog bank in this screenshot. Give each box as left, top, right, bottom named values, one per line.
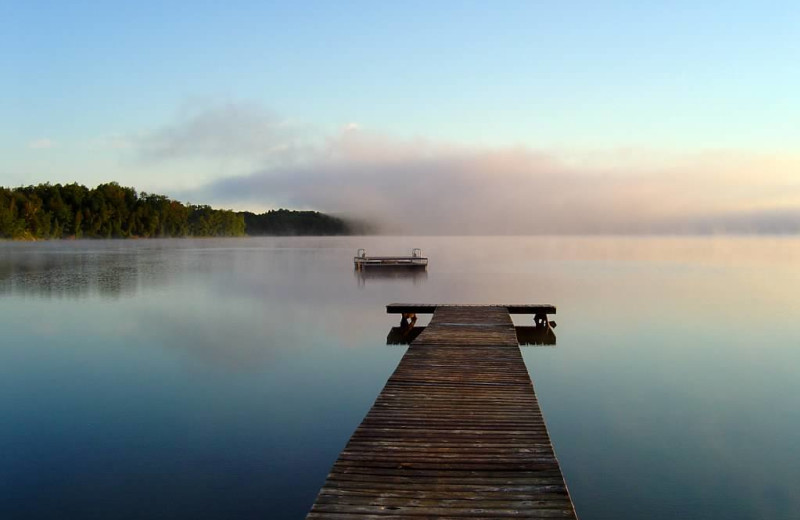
left=188, top=132, right=799, bottom=235
left=140, top=103, right=799, bottom=235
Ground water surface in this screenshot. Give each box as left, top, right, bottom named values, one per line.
left=1, top=236, right=799, bottom=519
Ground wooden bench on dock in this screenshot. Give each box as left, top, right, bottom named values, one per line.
left=307, top=304, right=576, bottom=519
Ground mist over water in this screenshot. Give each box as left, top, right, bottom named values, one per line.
left=1, top=236, right=799, bottom=519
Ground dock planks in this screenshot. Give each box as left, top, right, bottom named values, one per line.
left=307, top=305, right=576, bottom=519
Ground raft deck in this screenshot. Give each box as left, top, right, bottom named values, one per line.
left=354, top=249, right=428, bottom=270
left=307, top=304, right=576, bottom=519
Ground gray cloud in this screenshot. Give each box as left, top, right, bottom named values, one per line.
left=135, top=102, right=305, bottom=163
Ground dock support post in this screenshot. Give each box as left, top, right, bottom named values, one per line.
left=534, top=312, right=556, bottom=329
left=400, top=312, right=417, bottom=329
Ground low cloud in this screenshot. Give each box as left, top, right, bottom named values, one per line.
left=135, top=102, right=305, bottom=163
left=191, top=129, right=800, bottom=234
left=135, top=102, right=800, bottom=235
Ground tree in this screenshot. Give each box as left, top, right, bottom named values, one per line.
left=0, top=182, right=350, bottom=239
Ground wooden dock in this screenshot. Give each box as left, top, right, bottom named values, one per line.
left=307, top=304, right=577, bottom=519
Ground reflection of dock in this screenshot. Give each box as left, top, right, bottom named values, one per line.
left=385, top=326, right=426, bottom=345
left=307, top=304, right=576, bottom=519
left=387, top=325, right=555, bottom=346
left=355, top=266, right=428, bottom=286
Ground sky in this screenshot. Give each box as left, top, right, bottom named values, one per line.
left=2, top=1, right=799, bottom=233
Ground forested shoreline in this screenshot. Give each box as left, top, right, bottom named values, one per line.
left=0, top=182, right=353, bottom=239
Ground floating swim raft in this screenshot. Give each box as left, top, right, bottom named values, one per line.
left=354, top=248, right=428, bottom=270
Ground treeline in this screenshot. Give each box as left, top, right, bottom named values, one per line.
left=0, top=182, right=353, bottom=239
left=242, top=209, right=350, bottom=236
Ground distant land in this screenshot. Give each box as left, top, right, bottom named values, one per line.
left=0, top=182, right=357, bottom=240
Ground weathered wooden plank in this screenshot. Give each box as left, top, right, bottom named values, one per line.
left=307, top=305, right=576, bottom=519
left=327, top=469, right=567, bottom=481
left=319, top=485, right=569, bottom=495
left=308, top=514, right=570, bottom=520
left=312, top=495, right=573, bottom=509
left=309, top=503, right=575, bottom=517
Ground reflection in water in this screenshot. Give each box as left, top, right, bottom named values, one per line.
left=2, top=236, right=800, bottom=520
left=0, top=242, right=172, bottom=299
left=386, top=325, right=556, bottom=346
left=516, top=326, right=557, bottom=346
left=355, top=266, right=428, bottom=287
left=386, top=326, right=426, bottom=345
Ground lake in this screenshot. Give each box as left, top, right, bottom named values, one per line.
left=1, top=236, right=799, bottom=519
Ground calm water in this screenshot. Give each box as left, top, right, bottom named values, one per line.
left=1, top=236, right=799, bottom=519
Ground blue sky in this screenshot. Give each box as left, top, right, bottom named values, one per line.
left=2, top=1, right=799, bottom=232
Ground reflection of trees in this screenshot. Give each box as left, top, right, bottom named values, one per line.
left=0, top=245, right=171, bottom=299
